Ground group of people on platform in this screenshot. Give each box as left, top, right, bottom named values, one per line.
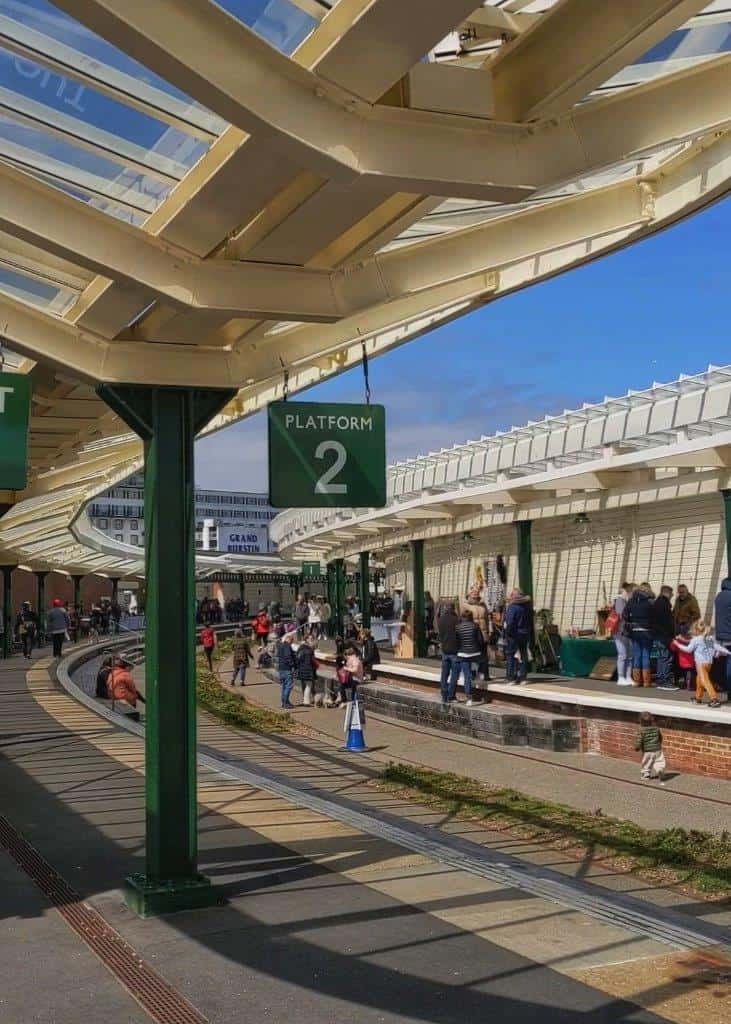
left=435, top=587, right=531, bottom=705
left=611, top=580, right=731, bottom=706
left=273, top=626, right=379, bottom=710
left=13, top=597, right=122, bottom=660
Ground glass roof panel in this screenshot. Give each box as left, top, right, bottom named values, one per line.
left=0, top=45, right=208, bottom=178
left=213, top=0, right=319, bottom=55
left=0, top=116, right=171, bottom=217
left=0, top=1, right=210, bottom=110
left=0, top=261, right=76, bottom=313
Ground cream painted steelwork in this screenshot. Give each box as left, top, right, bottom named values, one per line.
left=0, top=1, right=728, bottom=579
left=270, top=365, right=731, bottom=562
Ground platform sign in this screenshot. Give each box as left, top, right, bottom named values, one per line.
left=0, top=372, right=30, bottom=490
left=268, top=401, right=386, bottom=508
left=301, top=561, right=322, bottom=577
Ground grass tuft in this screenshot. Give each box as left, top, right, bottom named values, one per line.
left=196, top=659, right=291, bottom=735
left=379, top=764, right=731, bottom=897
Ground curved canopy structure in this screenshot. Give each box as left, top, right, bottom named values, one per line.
left=0, top=0, right=729, bottom=576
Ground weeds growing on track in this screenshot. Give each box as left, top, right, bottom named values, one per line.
left=379, top=764, right=731, bottom=897
left=196, top=654, right=291, bottom=735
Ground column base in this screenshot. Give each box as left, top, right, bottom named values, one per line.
left=124, top=872, right=220, bottom=918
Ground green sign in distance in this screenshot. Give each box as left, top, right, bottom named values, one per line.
left=268, top=400, right=386, bottom=509
left=0, top=371, right=30, bottom=490
left=301, top=561, right=322, bottom=577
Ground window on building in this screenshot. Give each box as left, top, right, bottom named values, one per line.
left=130, top=520, right=138, bottom=530
left=130, top=534, right=138, bottom=546
left=114, top=533, right=124, bottom=542
left=99, top=518, right=108, bottom=530
left=114, top=519, right=123, bottom=530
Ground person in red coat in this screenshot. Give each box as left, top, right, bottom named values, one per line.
left=200, top=625, right=216, bottom=670
left=670, top=625, right=696, bottom=690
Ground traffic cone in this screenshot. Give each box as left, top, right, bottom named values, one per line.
left=341, top=696, right=367, bottom=752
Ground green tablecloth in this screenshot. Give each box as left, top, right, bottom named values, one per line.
left=560, top=637, right=616, bottom=678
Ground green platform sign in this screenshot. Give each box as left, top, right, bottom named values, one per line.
left=0, top=371, right=30, bottom=490
left=301, top=561, right=322, bottom=577
left=268, top=400, right=386, bottom=509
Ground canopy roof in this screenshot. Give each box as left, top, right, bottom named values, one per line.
left=0, top=0, right=729, bottom=575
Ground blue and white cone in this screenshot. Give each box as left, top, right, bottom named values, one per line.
left=341, top=697, right=367, bottom=752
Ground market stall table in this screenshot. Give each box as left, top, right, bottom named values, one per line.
left=560, top=637, right=616, bottom=678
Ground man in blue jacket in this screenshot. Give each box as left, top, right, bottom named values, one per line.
left=713, top=578, right=731, bottom=695
left=503, top=588, right=532, bottom=684
left=277, top=632, right=297, bottom=708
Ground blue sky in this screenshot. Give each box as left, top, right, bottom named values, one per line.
left=195, top=195, right=731, bottom=492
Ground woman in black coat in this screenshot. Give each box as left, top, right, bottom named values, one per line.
left=296, top=640, right=317, bottom=706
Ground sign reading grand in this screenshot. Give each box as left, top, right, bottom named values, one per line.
left=0, top=371, right=30, bottom=490
left=268, top=401, right=386, bottom=509
left=217, top=525, right=268, bottom=555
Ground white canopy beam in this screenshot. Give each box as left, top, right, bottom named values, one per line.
left=55, top=1, right=731, bottom=200
left=490, top=0, right=710, bottom=121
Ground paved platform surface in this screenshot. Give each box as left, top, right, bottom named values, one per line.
left=326, top=643, right=730, bottom=714
left=1, top=647, right=728, bottom=1024
left=236, top=662, right=731, bottom=836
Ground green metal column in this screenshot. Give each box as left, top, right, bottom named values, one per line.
left=110, top=577, right=120, bottom=605
left=71, top=574, right=84, bottom=613
left=35, top=570, right=47, bottom=647
left=358, top=551, right=371, bottom=629
left=2, top=565, right=14, bottom=658
left=238, top=573, right=245, bottom=611
left=99, top=383, right=235, bottom=918
left=411, top=540, right=427, bottom=658
left=327, top=559, right=346, bottom=637
left=514, top=520, right=534, bottom=597
left=722, top=490, right=731, bottom=575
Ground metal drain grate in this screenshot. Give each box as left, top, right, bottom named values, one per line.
left=0, top=816, right=209, bottom=1024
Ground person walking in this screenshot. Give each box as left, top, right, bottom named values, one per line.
left=320, top=597, right=331, bottom=639
left=503, top=588, right=532, bottom=684
left=713, top=577, right=731, bottom=697
left=437, top=602, right=460, bottom=705
left=635, top=712, right=666, bottom=782
left=15, top=602, right=38, bottom=659
left=623, top=583, right=655, bottom=687
left=252, top=606, right=271, bottom=648
left=651, top=585, right=678, bottom=690
left=230, top=627, right=251, bottom=686
left=610, top=582, right=634, bottom=685
left=46, top=598, right=69, bottom=659
left=278, top=632, right=297, bottom=708
left=296, top=637, right=317, bottom=706
left=672, top=620, right=726, bottom=707
left=200, top=624, right=216, bottom=671
left=673, top=584, right=701, bottom=633
left=294, top=594, right=309, bottom=639
left=341, top=645, right=363, bottom=704
left=455, top=608, right=484, bottom=706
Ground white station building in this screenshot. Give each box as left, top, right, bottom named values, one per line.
left=271, top=364, right=731, bottom=632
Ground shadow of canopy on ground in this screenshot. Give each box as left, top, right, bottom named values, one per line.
left=0, top=662, right=671, bottom=1024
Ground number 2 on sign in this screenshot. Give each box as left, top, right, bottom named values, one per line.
left=315, top=440, right=347, bottom=494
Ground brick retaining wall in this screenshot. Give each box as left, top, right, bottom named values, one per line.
left=491, top=693, right=731, bottom=779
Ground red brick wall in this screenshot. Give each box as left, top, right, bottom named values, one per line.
left=495, top=695, right=731, bottom=780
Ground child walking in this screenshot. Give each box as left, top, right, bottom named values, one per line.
left=672, top=619, right=727, bottom=708
left=635, top=712, right=666, bottom=782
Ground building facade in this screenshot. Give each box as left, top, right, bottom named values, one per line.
left=88, top=474, right=278, bottom=553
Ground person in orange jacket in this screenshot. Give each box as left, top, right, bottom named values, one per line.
left=107, top=657, right=144, bottom=708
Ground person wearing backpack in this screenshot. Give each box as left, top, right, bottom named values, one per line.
left=609, top=582, right=634, bottom=685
